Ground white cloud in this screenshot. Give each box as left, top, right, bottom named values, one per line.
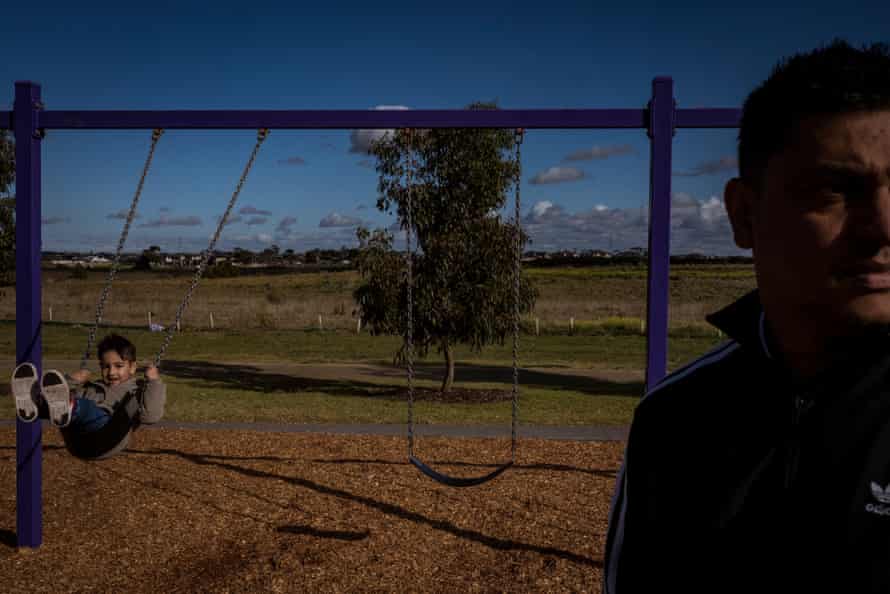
left=699, top=196, right=727, bottom=224
left=275, top=216, right=298, bottom=234
left=529, top=167, right=585, bottom=185
left=518, top=194, right=744, bottom=256
left=563, top=144, right=633, bottom=162
left=230, top=232, right=273, bottom=245
left=239, top=205, right=273, bottom=216
left=349, top=105, right=410, bottom=154
left=106, top=210, right=141, bottom=220
left=137, top=216, right=202, bottom=228
left=674, top=156, right=738, bottom=177
left=525, top=200, right=566, bottom=223
left=273, top=216, right=299, bottom=241
left=320, top=212, right=362, bottom=228
left=246, top=216, right=268, bottom=226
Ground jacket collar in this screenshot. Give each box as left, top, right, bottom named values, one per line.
left=706, top=288, right=890, bottom=394
left=705, top=288, right=774, bottom=361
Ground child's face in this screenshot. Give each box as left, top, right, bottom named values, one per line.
left=100, top=351, right=137, bottom=386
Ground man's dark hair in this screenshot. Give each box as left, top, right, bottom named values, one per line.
left=739, top=38, right=890, bottom=193
left=97, top=334, right=136, bottom=363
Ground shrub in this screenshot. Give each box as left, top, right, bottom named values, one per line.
left=68, top=265, right=88, bottom=280
left=205, top=261, right=240, bottom=278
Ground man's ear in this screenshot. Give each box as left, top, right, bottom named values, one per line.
left=724, top=177, right=758, bottom=250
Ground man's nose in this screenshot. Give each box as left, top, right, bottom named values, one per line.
left=855, top=186, right=890, bottom=245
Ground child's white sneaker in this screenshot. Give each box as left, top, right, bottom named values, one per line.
left=41, top=370, right=74, bottom=428
left=11, top=363, right=39, bottom=422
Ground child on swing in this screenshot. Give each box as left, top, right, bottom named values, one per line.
left=10, top=334, right=166, bottom=440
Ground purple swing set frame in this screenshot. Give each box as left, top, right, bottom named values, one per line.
left=4, top=77, right=741, bottom=548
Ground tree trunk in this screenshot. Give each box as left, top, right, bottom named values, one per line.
left=441, top=341, right=455, bottom=393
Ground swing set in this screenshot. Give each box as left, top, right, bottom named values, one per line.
left=6, top=77, right=742, bottom=548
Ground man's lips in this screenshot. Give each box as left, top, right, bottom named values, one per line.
left=838, top=265, right=890, bottom=290
left=848, top=272, right=890, bottom=289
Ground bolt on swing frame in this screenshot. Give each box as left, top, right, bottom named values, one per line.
left=5, top=77, right=741, bottom=548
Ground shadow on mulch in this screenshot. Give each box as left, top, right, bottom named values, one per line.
left=311, top=457, right=619, bottom=479
left=160, top=359, right=643, bottom=402
left=0, top=444, right=617, bottom=480
left=123, top=446, right=617, bottom=479
left=0, top=528, right=15, bottom=549
left=276, top=525, right=370, bottom=541
left=136, top=446, right=602, bottom=568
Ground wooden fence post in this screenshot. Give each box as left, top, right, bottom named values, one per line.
left=210, top=312, right=215, bottom=329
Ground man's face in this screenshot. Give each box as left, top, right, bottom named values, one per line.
left=100, top=351, right=137, bottom=386
left=727, top=110, right=890, bottom=336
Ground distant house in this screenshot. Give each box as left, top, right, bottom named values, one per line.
left=87, top=256, right=110, bottom=267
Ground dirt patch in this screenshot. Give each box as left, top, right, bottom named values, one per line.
left=398, top=386, right=514, bottom=403
left=1, top=426, right=623, bottom=593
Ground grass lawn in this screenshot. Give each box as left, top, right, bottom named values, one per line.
left=0, top=320, right=726, bottom=426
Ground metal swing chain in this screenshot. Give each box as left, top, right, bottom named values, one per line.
left=152, top=129, right=270, bottom=370
left=80, top=129, right=164, bottom=370
left=405, top=129, right=416, bottom=458
left=511, top=128, right=524, bottom=462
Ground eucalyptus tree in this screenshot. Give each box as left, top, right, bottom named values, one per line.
left=354, top=103, right=537, bottom=393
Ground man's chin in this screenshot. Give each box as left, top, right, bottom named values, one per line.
left=828, top=296, right=890, bottom=343
left=840, top=292, right=890, bottom=323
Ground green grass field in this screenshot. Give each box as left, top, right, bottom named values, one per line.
left=0, top=264, right=751, bottom=426
left=0, top=321, right=726, bottom=426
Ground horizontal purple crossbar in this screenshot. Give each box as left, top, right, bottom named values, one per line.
left=0, top=108, right=740, bottom=130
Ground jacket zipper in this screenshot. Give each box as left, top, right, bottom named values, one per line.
left=785, top=393, right=808, bottom=489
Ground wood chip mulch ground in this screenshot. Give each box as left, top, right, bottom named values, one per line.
left=1, top=426, right=624, bottom=593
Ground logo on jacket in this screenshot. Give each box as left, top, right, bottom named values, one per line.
left=866, top=482, right=890, bottom=516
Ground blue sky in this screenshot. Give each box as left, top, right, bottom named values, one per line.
left=1, top=0, right=886, bottom=255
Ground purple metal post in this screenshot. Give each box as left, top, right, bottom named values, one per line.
left=14, top=81, right=43, bottom=548
left=645, top=77, right=674, bottom=393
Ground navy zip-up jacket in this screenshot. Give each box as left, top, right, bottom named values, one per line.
left=604, top=289, right=890, bottom=593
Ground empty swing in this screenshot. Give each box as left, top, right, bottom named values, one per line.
left=64, top=129, right=270, bottom=459
left=403, top=127, right=524, bottom=487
